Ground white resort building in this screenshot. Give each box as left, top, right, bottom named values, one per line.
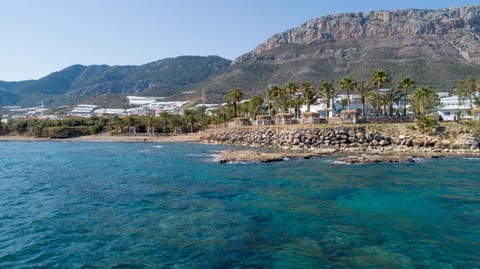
left=127, top=96, right=165, bottom=106
left=437, top=95, right=474, bottom=121
left=69, top=104, right=98, bottom=117
left=92, top=108, right=127, bottom=117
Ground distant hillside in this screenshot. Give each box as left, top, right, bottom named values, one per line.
left=3, top=6, right=480, bottom=107
left=0, top=56, right=231, bottom=106
left=193, top=5, right=480, bottom=102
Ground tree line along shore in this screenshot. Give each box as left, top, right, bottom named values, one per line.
left=1, top=69, right=480, bottom=164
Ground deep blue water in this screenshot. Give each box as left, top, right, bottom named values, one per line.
left=0, top=141, right=479, bottom=268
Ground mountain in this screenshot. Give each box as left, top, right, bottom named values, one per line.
left=0, top=56, right=231, bottom=106
left=193, top=5, right=480, bottom=102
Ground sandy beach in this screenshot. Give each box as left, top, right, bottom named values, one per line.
left=0, top=133, right=202, bottom=143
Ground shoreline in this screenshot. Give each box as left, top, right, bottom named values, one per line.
left=2, top=131, right=479, bottom=164
left=0, top=133, right=202, bottom=143
left=214, top=146, right=480, bottom=163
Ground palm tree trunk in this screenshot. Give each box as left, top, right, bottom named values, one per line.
left=361, top=98, right=365, bottom=117
left=347, top=90, right=350, bottom=111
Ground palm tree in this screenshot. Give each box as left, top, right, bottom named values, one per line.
left=339, top=77, right=357, bottom=111
left=270, top=86, right=290, bottom=113
left=285, top=82, right=297, bottom=112
left=398, top=77, right=416, bottom=116
left=368, top=92, right=385, bottom=115
left=196, top=105, right=208, bottom=130
left=302, top=81, right=317, bottom=112
left=248, top=95, right=264, bottom=119
left=292, top=95, right=304, bottom=118
left=383, top=88, right=402, bottom=116
left=124, top=115, right=135, bottom=134
left=143, top=115, right=154, bottom=135
left=183, top=109, right=197, bottom=133
left=410, top=87, right=439, bottom=117
left=266, top=85, right=277, bottom=117
left=227, top=88, right=243, bottom=117
left=319, top=81, right=335, bottom=119
left=159, top=111, right=169, bottom=133
left=340, top=98, right=348, bottom=110
left=456, top=76, right=478, bottom=109
left=355, top=81, right=371, bottom=116
left=371, top=69, right=389, bottom=94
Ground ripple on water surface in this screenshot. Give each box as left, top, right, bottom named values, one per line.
left=0, top=142, right=479, bottom=267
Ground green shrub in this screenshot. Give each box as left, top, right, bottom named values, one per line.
left=406, top=125, right=416, bottom=131
left=416, top=116, right=439, bottom=134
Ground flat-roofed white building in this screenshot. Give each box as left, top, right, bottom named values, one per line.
left=127, top=96, right=166, bottom=106
left=69, top=104, right=98, bottom=117
left=126, top=106, right=156, bottom=116
left=146, top=101, right=190, bottom=115
left=92, top=108, right=127, bottom=117
left=437, top=95, right=473, bottom=121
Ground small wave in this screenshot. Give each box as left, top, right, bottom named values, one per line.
left=223, top=161, right=254, bottom=165
left=463, top=157, right=480, bottom=160
left=152, top=145, right=163, bottom=149
left=187, top=151, right=223, bottom=162
left=412, top=157, right=426, bottom=163
left=331, top=160, right=360, bottom=165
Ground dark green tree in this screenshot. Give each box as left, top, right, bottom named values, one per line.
left=302, top=81, right=316, bottom=112
left=398, top=77, right=416, bottom=116
left=383, top=88, right=402, bottom=116
left=456, top=76, right=478, bottom=109
left=248, top=96, right=264, bottom=119
left=227, top=88, right=243, bottom=117
left=371, top=69, right=389, bottom=94
left=410, top=87, right=439, bottom=117
left=339, top=77, right=357, bottom=112
left=319, top=81, right=335, bottom=119
left=355, top=81, right=371, bottom=116
left=182, top=109, right=197, bottom=133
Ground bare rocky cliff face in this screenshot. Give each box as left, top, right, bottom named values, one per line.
left=235, top=6, right=480, bottom=65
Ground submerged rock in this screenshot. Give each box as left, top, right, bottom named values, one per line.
left=336, top=154, right=416, bottom=164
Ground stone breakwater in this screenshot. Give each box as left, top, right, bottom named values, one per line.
left=201, top=126, right=480, bottom=153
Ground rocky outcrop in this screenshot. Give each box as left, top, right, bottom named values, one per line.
left=235, top=6, right=480, bottom=64
left=201, top=126, right=480, bottom=152
left=215, top=149, right=336, bottom=163
left=337, top=154, right=416, bottom=164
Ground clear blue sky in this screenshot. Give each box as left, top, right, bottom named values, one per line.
left=0, top=0, right=478, bottom=81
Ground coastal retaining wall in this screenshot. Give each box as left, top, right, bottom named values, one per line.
left=201, top=126, right=480, bottom=151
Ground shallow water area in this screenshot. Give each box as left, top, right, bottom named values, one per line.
left=0, top=141, right=479, bottom=268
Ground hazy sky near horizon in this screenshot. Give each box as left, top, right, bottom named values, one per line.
left=0, top=0, right=479, bottom=81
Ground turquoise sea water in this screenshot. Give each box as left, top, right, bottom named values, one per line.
left=0, top=141, right=479, bottom=268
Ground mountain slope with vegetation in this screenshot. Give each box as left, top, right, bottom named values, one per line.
left=0, top=56, right=231, bottom=106
left=2, top=6, right=480, bottom=106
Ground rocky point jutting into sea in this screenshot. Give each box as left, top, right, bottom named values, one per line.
left=201, top=124, right=480, bottom=163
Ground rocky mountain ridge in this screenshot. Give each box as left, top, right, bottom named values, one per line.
left=235, top=6, right=480, bottom=64
left=192, top=5, right=480, bottom=102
